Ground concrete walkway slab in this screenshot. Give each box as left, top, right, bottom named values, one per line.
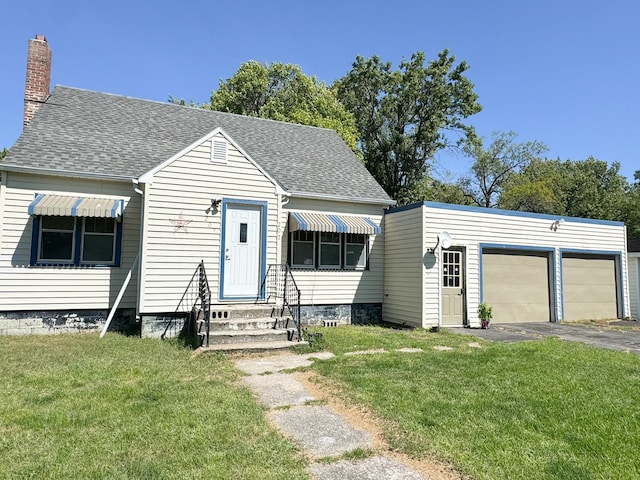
left=242, top=373, right=314, bottom=407
left=268, top=405, right=373, bottom=457
left=310, top=456, right=425, bottom=479
left=235, top=351, right=335, bottom=375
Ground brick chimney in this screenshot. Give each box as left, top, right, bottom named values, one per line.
left=23, top=34, right=52, bottom=129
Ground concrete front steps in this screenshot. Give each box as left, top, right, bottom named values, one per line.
left=199, top=304, right=307, bottom=353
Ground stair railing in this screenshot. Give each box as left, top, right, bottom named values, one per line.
left=259, top=264, right=302, bottom=341
left=161, top=260, right=211, bottom=347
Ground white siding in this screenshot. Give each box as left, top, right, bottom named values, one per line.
left=0, top=172, right=140, bottom=311
left=140, top=134, right=278, bottom=313
left=282, top=197, right=386, bottom=307
left=383, top=207, right=423, bottom=327
left=422, top=205, right=628, bottom=326
left=385, top=203, right=630, bottom=328
left=629, top=254, right=640, bottom=320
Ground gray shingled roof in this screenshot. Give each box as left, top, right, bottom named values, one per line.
left=3, top=86, right=392, bottom=204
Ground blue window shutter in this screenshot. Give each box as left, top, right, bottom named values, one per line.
left=30, top=216, right=41, bottom=266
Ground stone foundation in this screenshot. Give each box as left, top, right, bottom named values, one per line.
left=300, top=303, right=382, bottom=326
left=0, top=309, right=137, bottom=335
left=140, top=314, right=189, bottom=340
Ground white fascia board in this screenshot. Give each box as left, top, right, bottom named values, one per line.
left=137, top=127, right=286, bottom=194
left=0, top=165, right=130, bottom=183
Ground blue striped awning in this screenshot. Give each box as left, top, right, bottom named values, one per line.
left=28, top=194, right=124, bottom=219
left=289, top=212, right=381, bottom=235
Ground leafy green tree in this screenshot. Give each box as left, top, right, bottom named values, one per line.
left=205, top=61, right=359, bottom=152
left=501, top=157, right=629, bottom=223
left=499, top=158, right=565, bottom=213
left=0, top=148, right=7, bottom=161
left=334, top=50, right=481, bottom=204
left=461, top=131, right=547, bottom=208
left=621, top=170, right=640, bottom=239
left=561, top=158, right=627, bottom=220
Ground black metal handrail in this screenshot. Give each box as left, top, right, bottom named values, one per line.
left=161, top=260, right=211, bottom=347
left=259, top=264, right=302, bottom=341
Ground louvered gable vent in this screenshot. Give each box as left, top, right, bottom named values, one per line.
left=211, top=139, right=228, bottom=163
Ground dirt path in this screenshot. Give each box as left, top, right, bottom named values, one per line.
left=294, top=370, right=468, bottom=480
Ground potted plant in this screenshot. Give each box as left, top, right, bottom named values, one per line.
left=478, top=302, right=493, bottom=329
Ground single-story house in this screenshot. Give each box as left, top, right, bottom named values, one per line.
left=629, top=238, right=640, bottom=320
left=0, top=36, right=393, bottom=335
left=384, top=202, right=630, bottom=329
left=0, top=36, right=633, bottom=337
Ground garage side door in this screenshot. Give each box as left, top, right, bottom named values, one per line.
left=482, top=250, right=551, bottom=323
left=562, top=254, right=618, bottom=321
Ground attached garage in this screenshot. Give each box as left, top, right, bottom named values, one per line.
left=383, top=201, right=630, bottom=329
left=562, top=253, right=619, bottom=321
left=482, top=249, right=553, bottom=323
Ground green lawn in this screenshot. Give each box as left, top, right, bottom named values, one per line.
left=0, top=334, right=308, bottom=480
left=306, top=326, right=640, bottom=480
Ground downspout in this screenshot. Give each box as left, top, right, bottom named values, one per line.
left=132, top=178, right=145, bottom=319
left=278, top=193, right=290, bottom=265
left=100, top=179, right=145, bottom=338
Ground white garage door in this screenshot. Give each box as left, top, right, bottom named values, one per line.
left=562, top=254, right=618, bottom=321
left=482, top=250, right=551, bottom=323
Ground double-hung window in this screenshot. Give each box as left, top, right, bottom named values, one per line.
left=319, top=232, right=341, bottom=269
left=82, top=217, right=117, bottom=263
left=287, top=212, right=379, bottom=271
left=29, top=195, right=124, bottom=267
left=291, top=230, right=315, bottom=268
left=290, top=231, right=370, bottom=270
left=345, top=233, right=367, bottom=268
left=39, top=216, right=75, bottom=263
left=32, top=216, right=121, bottom=266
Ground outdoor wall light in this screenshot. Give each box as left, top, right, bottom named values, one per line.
left=550, top=218, right=565, bottom=231
left=206, top=198, right=221, bottom=215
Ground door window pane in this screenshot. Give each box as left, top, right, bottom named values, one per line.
left=442, top=251, right=461, bottom=287
left=239, top=223, right=248, bottom=243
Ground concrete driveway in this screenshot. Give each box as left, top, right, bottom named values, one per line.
left=455, top=321, right=640, bottom=354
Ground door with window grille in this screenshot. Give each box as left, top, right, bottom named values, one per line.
left=441, top=248, right=465, bottom=326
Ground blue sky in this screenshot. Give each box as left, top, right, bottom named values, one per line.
left=1, top=0, right=638, bottom=182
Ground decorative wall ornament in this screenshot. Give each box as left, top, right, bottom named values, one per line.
left=170, top=212, right=192, bottom=233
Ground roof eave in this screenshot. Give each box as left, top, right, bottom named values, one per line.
left=288, top=190, right=396, bottom=206
left=0, top=164, right=132, bottom=183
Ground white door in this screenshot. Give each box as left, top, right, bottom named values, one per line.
left=223, top=204, right=262, bottom=298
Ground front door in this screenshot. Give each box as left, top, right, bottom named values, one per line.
left=442, top=248, right=465, bottom=326
left=222, top=203, right=263, bottom=298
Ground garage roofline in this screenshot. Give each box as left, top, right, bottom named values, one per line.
left=387, top=201, right=625, bottom=227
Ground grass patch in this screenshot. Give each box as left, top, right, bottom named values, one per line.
left=309, top=325, right=640, bottom=479
left=0, top=333, right=308, bottom=479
